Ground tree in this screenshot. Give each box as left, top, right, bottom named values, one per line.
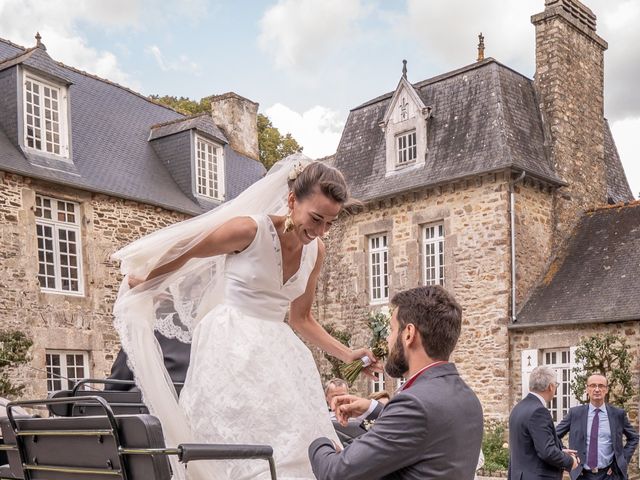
left=570, top=333, right=635, bottom=408
left=257, top=113, right=303, bottom=170
left=149, top=95, right=302, bottom=170
left=0, top=330, right=32, bottom=397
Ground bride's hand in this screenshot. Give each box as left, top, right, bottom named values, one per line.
left=349, top=347, right=383, bottom=379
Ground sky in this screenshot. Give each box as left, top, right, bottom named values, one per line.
left=0, top=0, right=638, bottom=197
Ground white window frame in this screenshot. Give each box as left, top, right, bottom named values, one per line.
left=35, top=194, right=84, bottom=295
left=542, top=348, right=580, bottom=423
left=371, top=372, right=385, bottom=393
left=421, top=223, right=445, bottom=286
left=45, top=350, right=89, bottom=393
left=396, top=130, right=417, bottom=166
left=368, top=234, right=389, bottom=304
left=195, top=134, right=225, bottom=201
left=22, top=71, right=70, bottom=159
left=396, top=377, right=407, bottom=389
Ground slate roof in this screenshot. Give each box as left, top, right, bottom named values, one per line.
left=149, top=113, right=228, bottom=145
left=515, top=201, right=640, bottom=327
left=0, top=37, right=265, bottom=215
left=604, top=119, right=634, bottom=203
left=335, top=58, right=632, bottom=203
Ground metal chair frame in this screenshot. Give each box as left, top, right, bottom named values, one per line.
left=0, top=396, right=277, bottom=480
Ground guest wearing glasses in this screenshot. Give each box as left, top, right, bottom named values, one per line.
left=557, top=373, right=639, bottom=480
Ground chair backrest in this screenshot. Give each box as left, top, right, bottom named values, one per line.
left=48, top=381, right=149, bottom=418
left=1, top=398, right=172, bottom=480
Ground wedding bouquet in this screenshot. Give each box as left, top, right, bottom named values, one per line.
left=340, top=310, right=390, bottom=384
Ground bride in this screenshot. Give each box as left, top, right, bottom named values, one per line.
left=112, top=156, right=379, bottom=479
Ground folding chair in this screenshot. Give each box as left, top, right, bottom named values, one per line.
left=0, top=396, right=277, bottom=480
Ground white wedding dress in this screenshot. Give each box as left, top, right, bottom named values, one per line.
left=178, top=214, right=339, bottom=479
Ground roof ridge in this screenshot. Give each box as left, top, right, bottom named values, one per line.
left=0, top=36, right=27, bottom=51
left=54, top=60, right=184, bottom=115
left=352, top=58, right=534, bottom=112
left=150, top=112, right=209, bottom=130
left=588, top=199, right=640, bottom=213
left=0, top=36, right=184, bottom=116
left=0, top=46, right=37, bottom=68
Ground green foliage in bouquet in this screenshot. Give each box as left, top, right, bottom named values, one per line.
left=340, top=310, right=390, bottom=385
left=321, top=323, right=352, bottom=380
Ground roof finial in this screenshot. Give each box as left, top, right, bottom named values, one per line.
left=477, top=32, right=485, bottom=62
left=402, top=59, right=407, bottom=80
left=35, top=32, right=46, bottom=50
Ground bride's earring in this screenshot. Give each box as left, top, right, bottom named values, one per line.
left=283, top=213, right=295, bottom=233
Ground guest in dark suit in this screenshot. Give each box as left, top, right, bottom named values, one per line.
left=556, top=373, right=639, bottom=480
left=308, top=285, right=483, bottom=480
left=106, top=331, right=190, bottom=393
left=508, top=365, right=578, bottom=480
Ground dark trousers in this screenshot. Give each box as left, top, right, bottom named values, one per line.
left=578, top=464, right=618, bottom=480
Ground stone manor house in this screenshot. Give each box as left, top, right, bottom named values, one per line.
left=316, top=0, right=639, bottom=424
left=0, top=0, right=639, bottom=431
left=0, top=34, right=265, bottom=399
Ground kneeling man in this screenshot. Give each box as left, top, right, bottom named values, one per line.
left=308, top=285, right=483, bottom=480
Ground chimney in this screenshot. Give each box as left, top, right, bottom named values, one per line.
left=210, top=92, right=259, bottom=161
left=532, top=0, right=608, bottom=247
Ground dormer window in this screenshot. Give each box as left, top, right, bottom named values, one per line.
left=396, top=130, right=417, bottom=166
left=23, top=72, right=69, bottom=158
left=379, top=74, right=430, bottom=175
left=195, top=134, right=225, bottom=200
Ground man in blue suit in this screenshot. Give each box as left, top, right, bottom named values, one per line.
left=508, top=365, right=578, bottom=479
left=556, top=373, right=639, bottom=480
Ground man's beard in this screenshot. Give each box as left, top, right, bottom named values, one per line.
left=385, top=334, right=409, bottom=378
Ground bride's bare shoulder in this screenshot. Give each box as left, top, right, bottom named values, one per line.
left=205, top=216, right=259, bottom=254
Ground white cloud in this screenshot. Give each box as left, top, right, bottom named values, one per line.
left=145, top=45, right=200, bottom=74
left=258, top=0, right=366, bottom=71
left=610, top=117, right=640, bottom=199
left=0, top=0, right=135, bottom=87
left=399, top=0, right=539, bottom=72
left=265, top=103, right=345, bottom=159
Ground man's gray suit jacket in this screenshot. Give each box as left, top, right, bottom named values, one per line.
left=308, top=362, right=483, bottom=480
left=556, top=403, right=639, bottom=480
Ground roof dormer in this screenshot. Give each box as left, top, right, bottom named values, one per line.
left=379, top=61, right=431, bottom=175
left=0, top=34, right=74, bottom=162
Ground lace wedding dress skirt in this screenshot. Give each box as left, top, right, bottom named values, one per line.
left=178, top=214, right=339, bottom=479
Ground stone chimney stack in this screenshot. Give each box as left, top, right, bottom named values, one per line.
left=210, top=92, right=259, bottom=161
left=532, top=0, right=608, bottom=247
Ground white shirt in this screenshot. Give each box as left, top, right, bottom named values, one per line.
left=530, top=391, right=547, bottom=406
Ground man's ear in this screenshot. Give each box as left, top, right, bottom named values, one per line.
left=404, top=323, right=417, bottom=346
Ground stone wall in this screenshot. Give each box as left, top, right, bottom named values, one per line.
left=316, top=173, right=513, bottom=419
left=532, top=0, right=608, bottom=249
left=0, top=171, right=188, bottom=400
left=513, top=180, right=554, bottom=310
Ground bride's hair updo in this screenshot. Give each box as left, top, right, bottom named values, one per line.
left=288, top=162, right=361, bottom=212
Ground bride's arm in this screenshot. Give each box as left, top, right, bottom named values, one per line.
left=289, top=241, right=375, bottom=365
left=132, top=216, right=257, bottom=285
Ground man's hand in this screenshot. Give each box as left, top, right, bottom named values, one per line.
left=569, top=453, right=579, bottom=470
left=331, top=394, right=372, bottom=427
